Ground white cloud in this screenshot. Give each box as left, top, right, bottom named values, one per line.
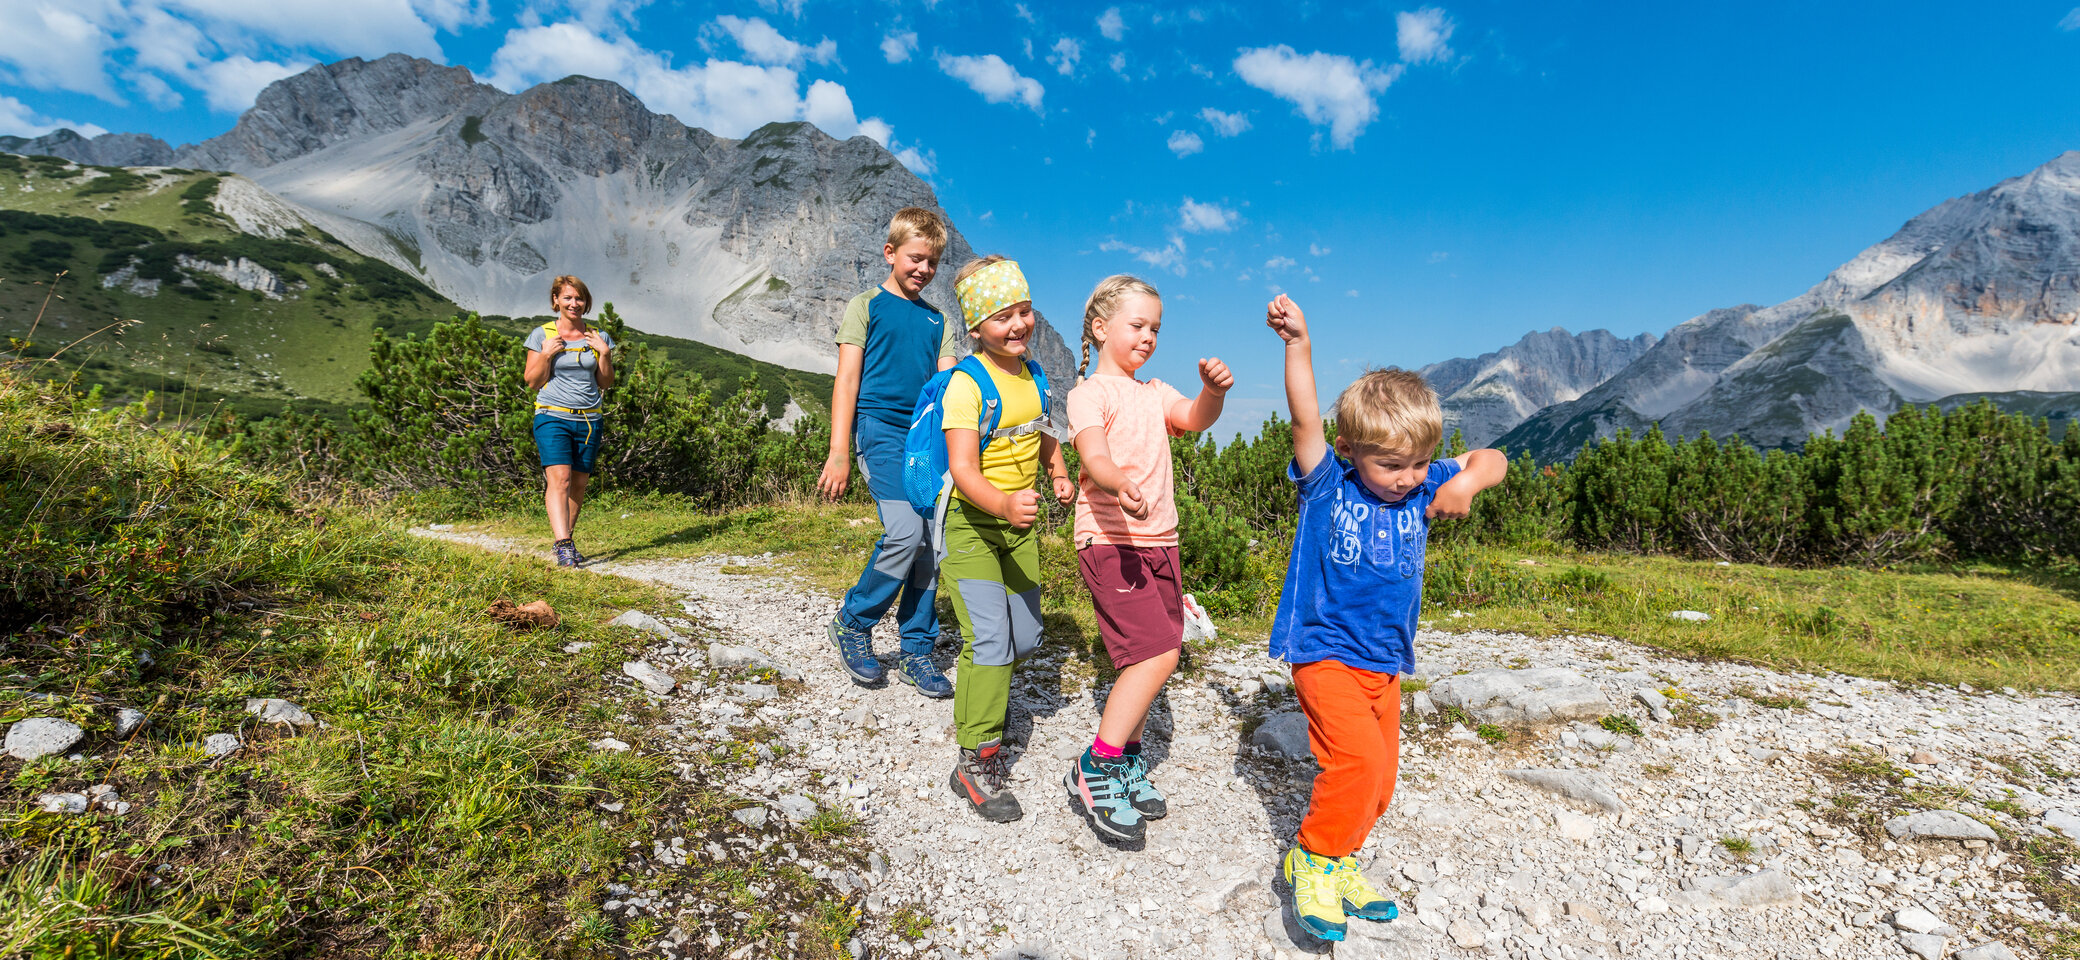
left=1101, top=234, right=1187, bottom=276
left=1199, top=107, right=1250, bottom=137
left=2062, top=8, right=2080, bottom=29
left=164, top=0, right=445, bottom=60
left=1167, top=129, right=1203, bottom=157
left=1013, top=4, right=1034, bottom=23
left=410, top=0, right=491, bottom=31
left=1309, top=243, right=1330, bottom=256
left=881, top=30, right=918, bottom=63
left=1265, top=255, right=1297, bottom=270
left=1233, top=45, right=1399, bottom=148
left=1345, top=289, right=1359, bottom=297
left=935, top=52, right=1044, bottom=113
left=1396, top=7, right=1455, bottom=64
left=1048, top=37, right=1081, bottom=76
left=0, top=94, right=107, bottom=138
left=489, top=23, right=789, bottom=136
left=754, top=0, right=804, bottom=17
left=1085, top=127, right=1096, bottom=147
left=889, top=142, right=936, bottom=176
left=1178, top=197, right=1236, bottom=233
left=713, top=15, right=834, bottom=67
left=1428, top=251, right=1449, bottom=263
left=195, top=55, right=312, bottom=112
left=134, top=72, right=183, bottom=109
left=1097, top=7, right=1125, bottom=41
left=0, top=2, right=123, bottom=99
left=1109, top=51, right=1127, bottom=76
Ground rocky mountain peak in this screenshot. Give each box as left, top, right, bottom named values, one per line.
left=1420, top=326, right=1658, bottom=447
left=0, top=129, right=174, bottom=166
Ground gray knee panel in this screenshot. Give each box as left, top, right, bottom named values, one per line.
left=1007, top=588, right=1043, bottom=660
left=957, top=578, right=1017, bottom=666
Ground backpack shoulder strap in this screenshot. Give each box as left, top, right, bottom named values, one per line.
left=1025, top=359, right=1051, bottom=419
left=954, top=354, right=1006, bottom=450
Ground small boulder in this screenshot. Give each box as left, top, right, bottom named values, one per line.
left=2043, top=809, right=2080, bottom=837
left=1555, top=810, right=1598, bottom=841
left=731, top=806, right=769, bottom=830
left=622, top=661, right=677, bottom=696
left=245, top=698, right=316, bottom=727
left=1898, top=932, right=1947, bottom=960
left=1686, top=869, right=1798, bottom=907
left=1892, top=906, right=1945, bottom=935
left=37, top=792, right=89, bottom=814
left=1251, top=713, right=1311, bottom=760
left=773, top=794, right=817, bottom=822
left=591, top=737, right=631, bottom=752
left=1502, top=768, right=1626, bottom=814
left=1885, top=810, right=1997, bottom=842
left=113, top=708, right=148, bottom=740
left=1428, top=668, right=1612, bottom=725
left=1410, top=690, right=1438, bottom=717
left=202, top=733, right=240, bottom=757
left=609, top=610, right=677, bottom=639
left=6, top=718, right=85, bottom=761
left=1955, top=942, right=2020, bottom=960
left=1670, top=610, right=1711, bottom=622
left=1633, top=688, right=1667, bottom=713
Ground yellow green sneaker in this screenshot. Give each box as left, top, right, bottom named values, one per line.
left=1335, top=855, right=1399, bottom=921
left=1282, top=846, right=1347, bottom=942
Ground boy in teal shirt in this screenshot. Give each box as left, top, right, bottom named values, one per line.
left=819, top=207, right=960, bottom=696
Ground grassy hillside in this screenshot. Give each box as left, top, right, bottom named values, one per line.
left=0, top=154, right=834, bottom=422
left=0, top=372, right=864, bottom=958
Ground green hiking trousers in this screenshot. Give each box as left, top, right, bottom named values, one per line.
left=941, top=499, right=1045, bottom=749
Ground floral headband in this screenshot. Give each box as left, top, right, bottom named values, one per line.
left=955, top=259, right=1030, bottom=330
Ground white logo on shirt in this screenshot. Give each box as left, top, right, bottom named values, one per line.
left=1330, top=496, right=1370, bottom=566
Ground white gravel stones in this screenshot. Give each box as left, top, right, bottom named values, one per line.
left=1427, top=668, right=1611, bottom=724
left=1892, top=905, right=1945, bottom=934
left=244, top=698, right=316, bottom=727
left=733, top=683, right=779, bottom=701
left=590, top=737, right=630, bottom=752
left=1500, top=768, right=1626, bottom=813
left=113, top=708, right=148, bottom=739
left=1251, top=712, right=1310, bottom=759
left=622, top=661, right=677, bottom=696
left=202, top=733, right=240, bottom=756
left=1554, top=810, right=1599, bottom=841
left=1899, top=931, right=1947, bottom=960
left=1670, top=609, right=1712, bottom=621
left=1886, top=809, right=1998, bottom=842
left=409, top=530, right=2080, bottom=960
left=610, top=609, right=678, bottom=639
left=1955, top=942, right=2020, bottom=960
left=773, top=794, right=817, bottom=822
left=6, top=718, right=84, bottom=760
left=38, top=792, right=89, bottom=813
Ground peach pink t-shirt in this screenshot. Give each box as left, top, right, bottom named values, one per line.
left=1066, top=374, right=1189, bottom=547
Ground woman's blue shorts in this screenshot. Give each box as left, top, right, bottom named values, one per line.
left=533, top=413, right=603, bottom=473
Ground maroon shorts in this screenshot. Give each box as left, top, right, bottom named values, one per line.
left=1078, top=543, right=1185, bottom=668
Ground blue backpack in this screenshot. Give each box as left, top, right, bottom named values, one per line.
left=901, top=354, right=1054, bottom=517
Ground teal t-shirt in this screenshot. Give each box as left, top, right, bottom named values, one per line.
left=835, top=288, right=957, bottom=427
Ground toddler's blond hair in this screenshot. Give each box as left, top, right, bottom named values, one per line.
left=885, top=207, right=948, bottom=256
left=1334, top=368, right=1443, bottom=456
left=1078, top=274, right=1161, bottom=378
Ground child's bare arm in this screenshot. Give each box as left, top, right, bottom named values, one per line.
left=1428, top=448, right=1509, bottom=519
left=1266, top=295, right=1327, bottom=475
left=1168, top=357, right=1233, bottom=433
left=819, top=343, right=864, bottom=499
left=1073, top=427, right=1149, bottom=520
left=1041, top=434, right=1075, bottom=507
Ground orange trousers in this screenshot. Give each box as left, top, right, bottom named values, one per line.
left=1293, top=660, right=1401, bottom=858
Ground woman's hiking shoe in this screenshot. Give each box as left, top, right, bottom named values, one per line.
left=1120, top=750, right=1167, bottom=819
left=893, top=653, right=953, bottom=698
left=949, top=742, right=1022, bottom=822
left=1064, top=751, right=1144, bottom=841
left=1282, top=846, right=1348, bottom=942
left=552, top=540, right=580, bottom=568
left=1334, top=855, right=1399, bottom=921
left=827, top=619, right=884, bottom=684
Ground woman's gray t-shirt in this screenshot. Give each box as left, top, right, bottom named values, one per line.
left=526, top=325, right=615, bottom=421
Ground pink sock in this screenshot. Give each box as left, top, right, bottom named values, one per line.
left=1091, top=735, right=1124, bottom=759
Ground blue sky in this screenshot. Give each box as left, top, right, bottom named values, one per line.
left=5, top=1, right=2080, bottom=430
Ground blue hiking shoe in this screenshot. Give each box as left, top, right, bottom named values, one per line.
left=1120, top=750, right=1167, bottom=819
left=893, top=653, right=953, bottom=699
left=827, top=619, right=883, bottom=684
left=1065, top=751, right=1144, bottom=841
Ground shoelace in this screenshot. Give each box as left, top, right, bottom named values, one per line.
left=836, top=628, right=873, bottom=661
left=902, top=654, right=939, bottom=679
left=1121, top=754, right=1160, bottom=799
left=1336, top=856, right=1381, bottom=900
left=973, top=750, right=1011, bottom=791
left=1294, top=852, right=1342, bottom=907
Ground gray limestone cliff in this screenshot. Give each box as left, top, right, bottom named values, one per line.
left=1419, top=327, right=1658, bottom=447
left=1, top=129, right=175, bottom=167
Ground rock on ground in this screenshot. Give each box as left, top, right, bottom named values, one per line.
left=1886, top=809, right=1997, bottom=842
left=1501, top=768, right=1626, bottom=814
left=1428, top=668, right=1612, bottom=724
left=6, top=718, right=85, bottom=760
left=1252, top=712, right=1310, bottom=759
left=622, top=661, right=677, bottom=696
left=611, top=610, right=679, bottom=639
left=245, top=698, right=316, bottom=727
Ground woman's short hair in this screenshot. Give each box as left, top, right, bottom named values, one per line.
left=550, top=275, right=592, bottom=314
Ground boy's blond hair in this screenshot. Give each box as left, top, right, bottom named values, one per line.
left=886, top=206, right=948, bottom=256
left=1334, top=368, right=1442, bottom=455
left=1078, top=274, right=1160, bottom=378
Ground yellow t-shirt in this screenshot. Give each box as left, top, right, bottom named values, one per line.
left=942, top=358, right=1043, bottom=500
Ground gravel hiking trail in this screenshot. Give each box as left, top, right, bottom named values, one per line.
left=412, top=528, right=2077, bottom=960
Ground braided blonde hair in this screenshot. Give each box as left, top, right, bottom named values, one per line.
left=1078, top=274, right=1161, bottom=378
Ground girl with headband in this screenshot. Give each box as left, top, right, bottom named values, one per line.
left=940, top=255, right=1075, bottom=823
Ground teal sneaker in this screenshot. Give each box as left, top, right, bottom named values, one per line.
left=1119, top=749, right=1167, bottom=819
left=1065, top=751, right=1144, bottom=841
